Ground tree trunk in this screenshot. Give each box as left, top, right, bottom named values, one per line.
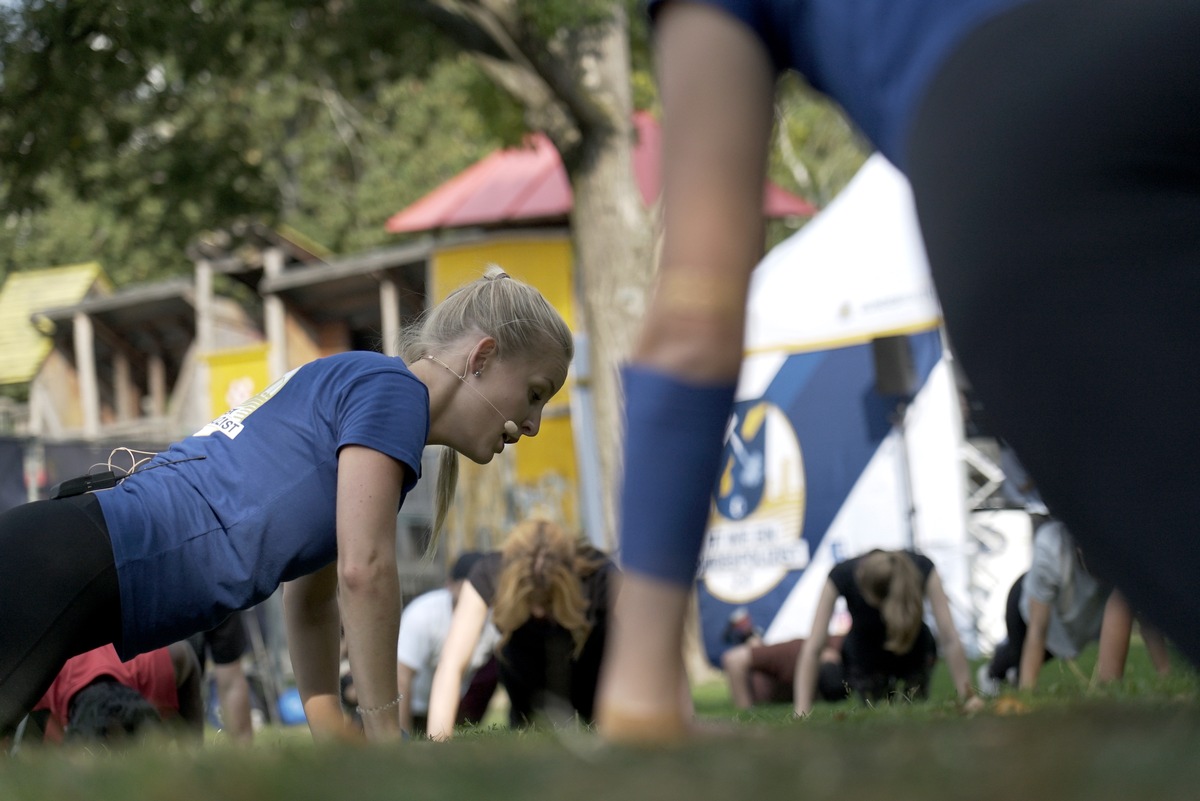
left=426, top=1, right=657, bottom=547
left=567, top=139, right=653, bottom=548
left=560, top=13, right=654, bottom=549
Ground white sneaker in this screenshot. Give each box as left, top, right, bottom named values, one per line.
left=976, top=663, right=1002, bottom=697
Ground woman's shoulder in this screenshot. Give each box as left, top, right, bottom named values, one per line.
left=904, top=549, right=933, bottom=564
left=828, top=555, right=858, bottom=579
left=466, top=551, right=505, bottom=603
left=305, top=350, right=413, bottom=376
left=288, top=351, right=419, bottom=395
left=318, top=352, right=427, bottom=405
left=904, top=550, right=936, bottom=578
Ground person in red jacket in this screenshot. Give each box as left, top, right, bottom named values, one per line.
left=32, top=641, right=203, bottom=744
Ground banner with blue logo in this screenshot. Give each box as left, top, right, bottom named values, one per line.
left=698, top=156, right=973, bottom=665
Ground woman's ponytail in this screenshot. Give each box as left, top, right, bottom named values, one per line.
left=857, top=550, right=925, bottom=654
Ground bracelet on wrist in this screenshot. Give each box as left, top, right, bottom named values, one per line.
left=356, top=694, right=403, bottom=716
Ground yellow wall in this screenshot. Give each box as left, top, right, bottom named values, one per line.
left=430, top=236, right=576, bottom=329
left=431, top=235, right=580, bottom=530
left=203, top=343, right=271, bottom=417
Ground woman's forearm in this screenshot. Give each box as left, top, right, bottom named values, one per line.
left=792, top=644, right=820, bottom=717
left=284, top=567, right=346, bottom=740
left=427, top=658, right=467, bottom=740
left=339, top=561, right=402, bottom=742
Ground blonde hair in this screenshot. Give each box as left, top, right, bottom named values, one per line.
left=856, top=550, right=925, bottom=654
left=490, top=519, right=603, bottom=658
left=398, top=266, right=574, bottom=550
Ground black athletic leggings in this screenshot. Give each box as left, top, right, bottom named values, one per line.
left=841, top=624, right=937, bottom=703
left=986, top=573, right=1053, bottom=680
left=907, top=0, right=1200, bottom=666
left=0, top=495, right=122, bottom=734
left=497, top=616, right=606, bottom=728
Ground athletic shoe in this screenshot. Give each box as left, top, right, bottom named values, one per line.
left=976, top=663, right=1003, bottom=697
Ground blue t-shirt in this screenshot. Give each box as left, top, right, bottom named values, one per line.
left=97, top=351, right=429, bottom=658
left=647, top=0, right=1033, bottom=166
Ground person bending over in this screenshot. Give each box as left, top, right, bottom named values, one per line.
left=31, top=642, right=203, bottom=745
left=793, top=549, right=982, bottom=717
left=0, top=268, right=573, bottom=743
left=722, top=634, right=845, bottom=710
left=427, top=519, right=616, bottom=740
left=978, top=520, right=1109, bottom=693
left=395, top=551, right=500, bottom=735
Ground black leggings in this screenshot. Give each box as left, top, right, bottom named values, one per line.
left=907, top=0, right=1200, bottom=666
left=986, top=573, right=1053, bottom=680
left=841, top=625, right=938, bottom=703
left=498, top=617, right=606, bottom=728
left=0, top=495, right=122, bottom=734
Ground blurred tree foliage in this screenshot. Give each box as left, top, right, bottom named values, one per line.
left=0, top=1, right=524, bottom=282
left=765, top=74, right=870, bottom=249
left=0, top=1, right=864, bottom=286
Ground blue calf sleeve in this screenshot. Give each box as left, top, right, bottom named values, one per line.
left=618, top=365, right=736, bottom=586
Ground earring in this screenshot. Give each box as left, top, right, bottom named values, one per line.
left=473, top=370, right=482, bottom=378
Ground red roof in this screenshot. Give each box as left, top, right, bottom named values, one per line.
left=385, top=112, right=816, bottom=233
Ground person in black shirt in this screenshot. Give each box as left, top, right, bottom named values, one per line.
left=427, top=519, right=616, bottom=739
left=793, top=549, right=983, bottom=717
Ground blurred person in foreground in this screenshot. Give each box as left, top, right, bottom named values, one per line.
left=597, top=0, right=1200, bottom=741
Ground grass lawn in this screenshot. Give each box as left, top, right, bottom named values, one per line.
left=3, top=639, right=1198, bottom=801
